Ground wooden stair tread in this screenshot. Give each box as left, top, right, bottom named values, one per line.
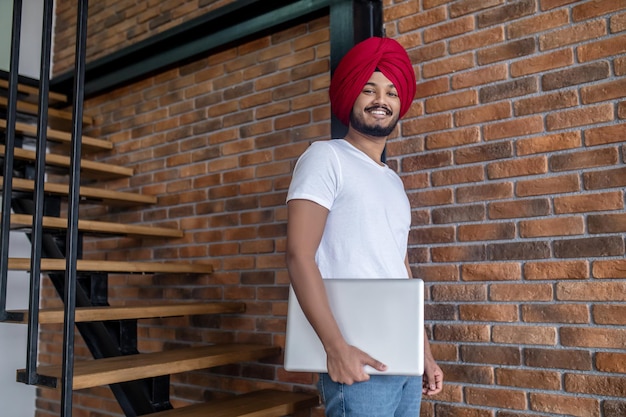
left=22, top=344, right=281, bottom=390
left=149, top=389, right=319, bottom=417
left=0, top=96, right=93, bottom=125
left=0, top=144, right=132, bottom=178
left=7, top=213, right=182, bottom=238
left=2, top=176, right=157, bottom=205
left=7, top=302, right=246, bottom=324
left=0, top=119, right=112, bottom=150
left=7, top=258, right=213, bottom=274
left=0, top=78, right=67, bottom=104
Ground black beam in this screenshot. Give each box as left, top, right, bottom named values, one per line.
left=329, top=0, right=383, bottom=139
left=51, top=0, right=333, bottom=98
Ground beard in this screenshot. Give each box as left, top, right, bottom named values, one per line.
left=349, top=105, right=399, bottom=137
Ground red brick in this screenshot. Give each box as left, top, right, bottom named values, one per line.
left=426, top=127, right=480, bottom=149
left=416, top=77, right=450, bottom=99
left=466, top=386, right=526, bottom=409
left=514, top=90, right=579, bottom=116
left=477, top=38, right=536, bottom=65
left=431, top=244, right=486, bottom=262
left=511, top=47, right=574, bottom=77
left=516, top=174, right=581, bottom=197
left=585, top=123, right=626, bottom=146
left=557, top=281, right=626, bottom=301
left=522, top=303, right=589, bottom=324
left=456, top=182, right=513, bottom=203
left=450, top=0, right=505, bottom=18
left=449, top=27, right=504, bottom=54
left=565, top=373, right=626, bottom=398
left=508, top=8, right=570, bottom=39
left=483, top=115, right=543, bottom=141
left=524, top=261, right=589, bottom=280
left=587, top=213, right=626, bottom=234
left=524, top=347, right=592, bottom=370
left=572, top=0, right=626, bottom=22
left=578, top=33, right=626, bottom=62
left=596, top=352, right=626, bottom=373
left=530, top=393, right=600, bottom=417
left=496, top=368, right=561, bottom=390
left=492, top=325, right=557, bottom=345
left=425, top=90, right=478, bottom=114
left=487, top=156, right=548, bottom=179
left=584, top=166, right=626, bottom=190
left=423, top=52, right=475, bottom=78
left=457, top=222, right=516, bottom=241
left=432, top=165, right=485, bottom=186
left=546, top=103, right=614, bottom=131
left=490, top=283, right=553, bottom=301
left=460, top=304, right=518, bottom=322
left=410, top=226, right=455, bottom=244
left=581, top=77, right=626, bottom=103
left=461, top=345, right=521, bottom=366
left=402, top=113, right=453, bottom=135
left=434, top=324, right=491, bottom=342
left=413, top=264, right=459, bottom=282
left=517, top=131, right=581, bottom=156
left=554, top=191, right=623, bottom=213
left=431, top=284, right=488, bottom=301
left=424, top=15, right=475, bottom=43
left=593, top=305, right=626, bottom=325
left=613, top=11, right=626, bottom=32
left=451, top=64, right=507, bottom=89
left=519, top=216, right=584, bottom=237
left=455, top=141, right=513, bottom=164
left=593, top=259, right=626, bottom=278
left=488, top=198, right=550, bottom=219
left=397, top=7, right=447, bottom=33
left=461, top=263, right=521, bottom=281
left=476, top=0, right=536, bottom=28
left=539, top=19, right=607, bottom=50
left=456, top=102, right=512, bottom=126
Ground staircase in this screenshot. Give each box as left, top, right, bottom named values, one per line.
left=0, top=76, right=318, bottom=416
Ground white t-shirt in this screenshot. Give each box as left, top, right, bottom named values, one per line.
left=286, top=139, right=411, bottom=279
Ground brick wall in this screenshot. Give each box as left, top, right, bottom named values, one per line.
left=39, top=1, right=626, bottom=417
left=383, top=1, right=626, bottom=417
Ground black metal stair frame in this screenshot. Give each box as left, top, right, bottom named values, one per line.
left=0, top=1, right=383, bottom=416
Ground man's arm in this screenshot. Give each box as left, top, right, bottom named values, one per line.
left=404, top=255, right=444, bottom=395
left=286, top=199, right=386, bottom=384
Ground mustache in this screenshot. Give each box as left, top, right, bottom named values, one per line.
left=365, top=105, right=392, bottom=116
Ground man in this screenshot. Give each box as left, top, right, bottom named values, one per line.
left=286, top=37, right=443, bottom=416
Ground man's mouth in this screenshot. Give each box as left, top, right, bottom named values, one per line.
left=366, top=106, right=392, bottom=116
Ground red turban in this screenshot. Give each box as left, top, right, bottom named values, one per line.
left=329, top=37, right=416, bottom=126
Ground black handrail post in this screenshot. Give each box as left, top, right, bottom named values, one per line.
left=0, top=0, right=23, bottom=322
left=61, top=0, right=89, bottom=415
left=26, top=0, right=55, bottom=385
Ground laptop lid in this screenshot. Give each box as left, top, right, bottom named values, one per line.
left=284, top=278, right=424, bottom=376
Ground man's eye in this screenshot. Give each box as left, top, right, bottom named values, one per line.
left=388, top=91, right=398, bottom=97
left=363, top=89, right=375, bottom=94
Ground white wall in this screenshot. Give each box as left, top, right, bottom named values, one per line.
left=1, top=1, right=49, bottom=416
left=0, top=0, right=45, bottom=78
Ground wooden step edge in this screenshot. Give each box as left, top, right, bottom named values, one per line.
left=0, top=145, right=133, bottom=178
left=4, top=176, right=157, bottom=206
left=7, top=258, right=213, bottom=274
left=7, top=302, right=246, bottom=324
left=0, top=96, right=93, bottom=125
left=148, top=389, right=320, bottom=417
left=21, top=344, right=281, bottom=390
left=8, top=213, right=182, bottom=238
left=0, top=119, right=113, bottom=150
left=0, top=78, right=68, bottom=104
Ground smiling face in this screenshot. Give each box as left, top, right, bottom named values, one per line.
left=349, top=71, right=402, bottom=138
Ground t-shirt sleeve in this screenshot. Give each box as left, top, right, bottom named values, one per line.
left=286, top=141, right=341, bottom=210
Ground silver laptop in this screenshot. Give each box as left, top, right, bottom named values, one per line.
left=284, top=278, right=424, bottom=376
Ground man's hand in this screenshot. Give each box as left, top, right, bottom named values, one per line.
left=422, top=356, right=443, bottom=395
left=326, top=342, right=387, bottom=385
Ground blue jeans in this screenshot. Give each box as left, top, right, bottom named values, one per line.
left=318, top=374, right=422, bottom=417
